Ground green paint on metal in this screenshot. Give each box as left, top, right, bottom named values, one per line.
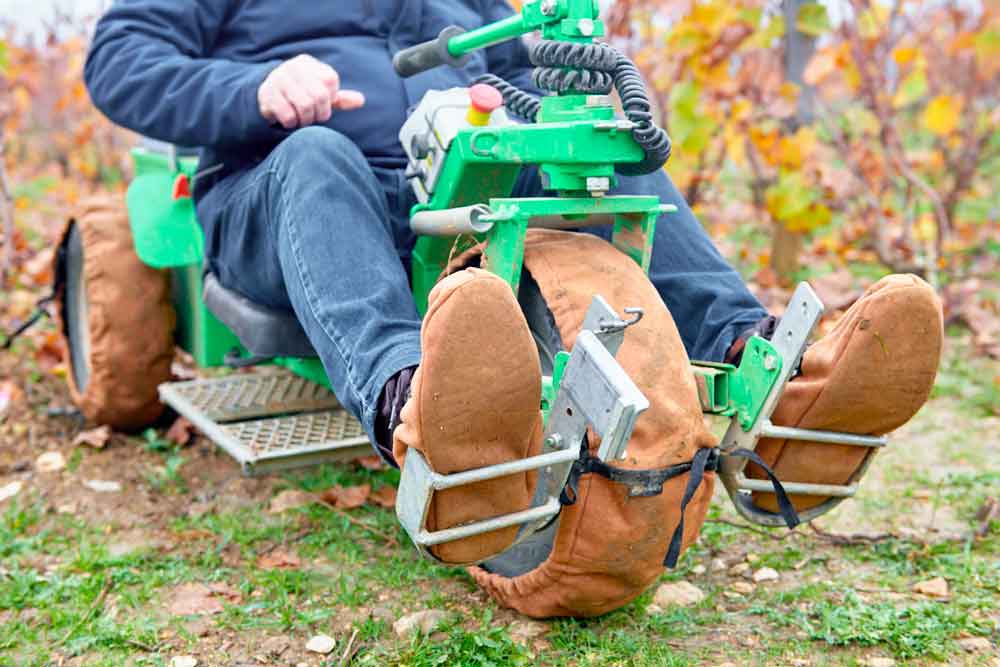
left=691, top=337, right=782, bottom=430
left=170, top=264, right=243, bottom=368
left=542, top=350, right=571, bottom=426
left=127, top=148, right=203, bottom=269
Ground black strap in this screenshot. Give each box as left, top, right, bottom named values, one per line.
left=560, top=449, right=720, bottom=505
left=728, top=447, right=801, bottom=530
left=662, top=447, right=800, bottom=567
left=3, top=226, right=70, bottom=350
left=2, top=295, right=54, bottom=350
left=663, top=447, right=718, bottom=567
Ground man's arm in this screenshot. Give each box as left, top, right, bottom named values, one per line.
left=480, top=0, right=545, bottom=97
left=85, top=0, right=280, bottom=148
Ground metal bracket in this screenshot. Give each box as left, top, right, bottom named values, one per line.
left=716, top=282, right=889, bottom=526
left=396, top=296, right=649, bottom=564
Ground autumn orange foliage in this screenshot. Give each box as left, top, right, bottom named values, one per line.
left=1, top=2, right=998, bottom=356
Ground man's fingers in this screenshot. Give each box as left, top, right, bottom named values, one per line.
left=287, top=65, right=333, bottom=123
left=258, top=55, right=361, bottom=129
left=333, top=90, right=366, bottom=111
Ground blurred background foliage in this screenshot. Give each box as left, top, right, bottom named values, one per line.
left=1, top=0, right=999, bottom=358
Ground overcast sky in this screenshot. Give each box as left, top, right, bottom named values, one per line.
left=1, top=0, right=106, bottom=37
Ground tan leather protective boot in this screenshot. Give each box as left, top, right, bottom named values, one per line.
left=392, top=268, right=544, bottom=564
left=749, top=274, right=943, bottom=512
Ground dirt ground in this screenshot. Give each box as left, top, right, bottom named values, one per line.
left=0, top=330, right=998, bottom=666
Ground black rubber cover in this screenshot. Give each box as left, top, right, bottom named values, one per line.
left=393, top=26, right=469, bottom=77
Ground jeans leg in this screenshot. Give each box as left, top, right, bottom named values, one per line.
left=511, top=168, right=767, bottom=362
left=196, top=126, right=422, bottom=443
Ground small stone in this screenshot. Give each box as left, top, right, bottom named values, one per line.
left=710, top=558, right=727, bottom=572
left=652, top=581, right=705, bottom=607
left=508, top=619, right=548, bottom=645
left=730, top=581, right=755, bottom=595
left=752, top=567, right=779, bottom=583
left=957, top=637, right=992, bottom=653
left=305, top=634, right=336, bottom=654
left=0, top=481, right=23, bottom=503
left=83, top=480, right=122, bottom=493
left=691, top=564, right=706, bottom=575
left=36, top=452, right=66, bottom=473
left=745, top=553, right=760, bottom=564
left=169, top=657, right=198, bottom=667
left=728, top=562, right=750, bottom=576
left=859, top=657, right=895, bottom=667
left=912, top=576, right=949, bottom=597
left=393, top=609, right=449, bottom=639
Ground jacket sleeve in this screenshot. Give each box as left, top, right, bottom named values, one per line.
left=479, top=0, right=544, bottom=97
left=84, top=0, right=284, bottom=148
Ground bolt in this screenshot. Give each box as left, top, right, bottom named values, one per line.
left=578, top=18, right=595, bottom=36
left=763, top=355, right=777, bottom=371
left=544, top=434, right=563, bottom=449
left=540, top=0, right=557, bottom=15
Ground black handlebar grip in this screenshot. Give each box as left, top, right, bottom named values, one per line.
left=393, top=25, right=470, bottom=77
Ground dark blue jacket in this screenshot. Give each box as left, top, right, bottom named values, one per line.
left=84, top=0, right=537, bottom=198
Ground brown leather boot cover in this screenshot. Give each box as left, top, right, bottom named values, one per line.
left=54, top=196, right=176, bottom=430
left=465, top=230, right=717, bottom=618
left=392, top=268, right=544, bottom=564
left=749, top=274, right=943, bottom=512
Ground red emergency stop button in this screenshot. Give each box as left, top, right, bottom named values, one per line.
left=467, top=83, right=503, bottom=126
left=172, top=173, right=192, bottom=200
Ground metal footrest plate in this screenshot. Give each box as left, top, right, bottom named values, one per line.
left=159, top=370, right=371, bottom=476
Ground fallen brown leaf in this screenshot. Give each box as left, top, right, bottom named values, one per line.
left=356, top=455, right=386, bottom=471
left=268, top=489, right=316, bottom=514
left=72, top=425, right=112, bottom=449
left=0, top=380, right=23, bottom=415
left=257, top=547, right=301, bottom=570
left=319, top=484, right=371, bottom=510
left=912, top=576, right=949, bottom=598
left=167, top=582, right=240, bottom=616
left=166, top=417, right=197, bottom=446
left=370, top=485, right=397, bottom=509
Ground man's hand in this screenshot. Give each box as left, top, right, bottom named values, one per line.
left=258, top=55, right=366, bottom=129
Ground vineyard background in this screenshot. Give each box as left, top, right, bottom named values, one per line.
left=0, top=2, right=998, bottom=666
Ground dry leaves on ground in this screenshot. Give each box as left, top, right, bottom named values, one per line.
left=369, top=485, right=397, bottom=508
left=356, top=455, right=386, bottom=471
left=167, top=582, right=241, bottom=616
left=72, top=425, right=112, bottom=449
left=319, top=484, right=371, bottom=509
left=257, top=548, right=301, bottom=570
left=166, top=417, right=197, bottom=446
left=268, top=488, right=316, bottom=514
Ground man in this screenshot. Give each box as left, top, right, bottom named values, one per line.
left=84, top=1, right=941, bottom=544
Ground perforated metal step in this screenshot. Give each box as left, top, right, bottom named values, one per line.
left=159, top=370, right=371, bottom=476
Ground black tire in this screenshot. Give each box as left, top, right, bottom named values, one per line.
left=480, top=270, right=564, bottom=578
left=63, top=223, right=92, bottom=395
left=56, top=197, right=176, bottom=430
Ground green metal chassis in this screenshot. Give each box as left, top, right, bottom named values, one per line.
left=125, top=0, right=782, bottom=439
left=126, top=144, right=780, bottom=432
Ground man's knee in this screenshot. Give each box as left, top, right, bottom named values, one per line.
left=270, top=126, right=368, bottom=178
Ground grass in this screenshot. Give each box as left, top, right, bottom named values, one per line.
left=1, top=336, right=997, bottom=665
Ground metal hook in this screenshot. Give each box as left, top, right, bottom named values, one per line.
left=598, top=307, right=645, bottom=334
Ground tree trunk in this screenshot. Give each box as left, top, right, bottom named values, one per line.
left=771, top=0, right=818, bottom=279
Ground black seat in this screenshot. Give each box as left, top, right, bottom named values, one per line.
left=203, top=273, right=317, bottom=358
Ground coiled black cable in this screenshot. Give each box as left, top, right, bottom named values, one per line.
left=473, top=40, right=671, bottom=175
left=530, top=40, right=616, bottom=95
left=472, top=73, right=541, bottom=123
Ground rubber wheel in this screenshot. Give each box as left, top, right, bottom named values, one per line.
left=56, top=198, right=176, bottom=431
left=64, top=223, right=92, bottom=394
left=480, top=270, right=563, bottom=578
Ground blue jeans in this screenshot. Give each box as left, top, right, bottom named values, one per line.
left=197, top=126, right=767, bottom=444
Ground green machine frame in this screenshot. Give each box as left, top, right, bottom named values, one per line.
left=126, top=0, right=884, bottom=528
